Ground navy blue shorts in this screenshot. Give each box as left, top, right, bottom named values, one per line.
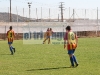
left=8, top=42, right=13, bottom=45
left=68, top=49, right=75, bottom=55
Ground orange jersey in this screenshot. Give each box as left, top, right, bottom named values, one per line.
left=44, top=31, right=50, bottom=37
left=7, top=30, right=15, bottom=42
left=46, top=31, right=50, bottom=36
left=65, top=31, right=77, bottom=50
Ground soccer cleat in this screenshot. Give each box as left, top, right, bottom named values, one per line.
left=11, top=52, right=13, bottom=55
left=13, top=48, right=16, bottom=53
left=75, top=64, right=79, bottom=67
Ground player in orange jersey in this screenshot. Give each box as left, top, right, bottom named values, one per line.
left=7, top=26, right=16, bottom=55
left=43, top=28, right=50, bottom=44
left=49, top=28, right=54, bottom=43
left=64, top=26, right=78, bottom=67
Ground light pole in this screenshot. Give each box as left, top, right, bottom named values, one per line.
left=10, top=0, right=12, bottom=22
left=28, top=2, right=32, bottom=21
left=59, top=2, right=64, bottom=22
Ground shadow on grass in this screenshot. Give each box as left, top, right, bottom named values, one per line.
left=1, top=54, right=11, bottom=55
left=26, top=67, right=70, bottom=71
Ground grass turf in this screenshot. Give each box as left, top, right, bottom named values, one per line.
left=0, top=37, right=100, bottom=75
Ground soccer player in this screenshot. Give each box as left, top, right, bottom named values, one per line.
left=43, top=28, right=50, bottom=44
left=64, top=26, right=78, bottom=67
left=49, top=28, right=53, bottom=36
left=49, top=28, right=54, bottom=43
left=7, top=26, right=16, bottom=55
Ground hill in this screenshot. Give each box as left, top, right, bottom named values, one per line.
left=0, top=12, right=29, bottom=22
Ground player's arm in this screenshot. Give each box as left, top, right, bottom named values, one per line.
left=64, top=32, right=68, bottom=49
left=75, top=34, right=78, bottom=44
left=64, top=40, right=67, bottom=49
left=13, top=31, right=16, bottom=38
left=52, top=31, right=54, bottom=34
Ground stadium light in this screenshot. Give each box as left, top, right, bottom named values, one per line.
left=28, top=2, right=32, bottom=21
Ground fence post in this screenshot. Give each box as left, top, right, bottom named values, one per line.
left=4, top=26, right=6, bottom=40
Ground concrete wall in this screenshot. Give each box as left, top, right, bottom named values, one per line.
left=0, top=21, right=100, bottom=40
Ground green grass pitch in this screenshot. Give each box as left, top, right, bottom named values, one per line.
left=0, top=38, right=100, bottom=75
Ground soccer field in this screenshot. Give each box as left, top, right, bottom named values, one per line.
left=0, top=38, right=100, bottom=75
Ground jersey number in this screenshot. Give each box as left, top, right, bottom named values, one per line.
left=71, top=34, right=75, bottom=40
left=10, top=33, right=12, bottom=37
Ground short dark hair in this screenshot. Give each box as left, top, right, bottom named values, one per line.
left=66, top=26, right=71, bottom=31
left=9, top=26, right=12, bottom=30
left=50, top=28, right=52, bottom=30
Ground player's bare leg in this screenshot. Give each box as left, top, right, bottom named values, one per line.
left=43, top=38, right=48, bottom=44
left=48, top=38, right=50, bottom=44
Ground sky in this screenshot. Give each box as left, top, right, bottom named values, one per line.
left=0, top=0, right=100, bottom=19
